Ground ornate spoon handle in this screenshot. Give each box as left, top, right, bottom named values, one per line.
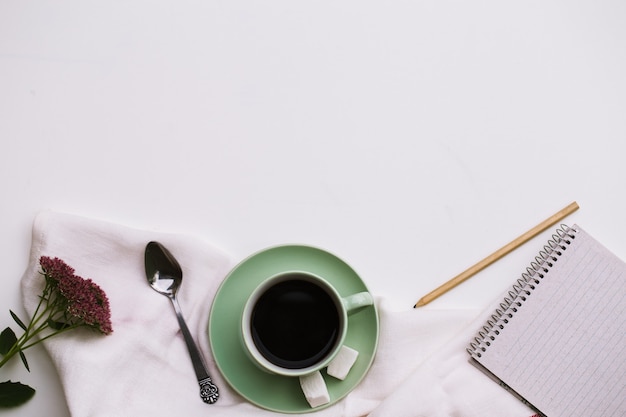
left=199, top=377, right=219, bottom=404
left=171, top=296, right=219, bottom=404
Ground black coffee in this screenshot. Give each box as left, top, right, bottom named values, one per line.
left=251, top=278, right=340, bottom=369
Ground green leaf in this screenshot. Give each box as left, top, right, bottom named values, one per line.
left=47, top=319, right=70, bottom=331
left=19, top=351, right=30, bottom=372
left=0, top=327, right=17, bottom=355
left=0, top=380, right=36, bottom=408
left=10, top=310, right=27, bottom=331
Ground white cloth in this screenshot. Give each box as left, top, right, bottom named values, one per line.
left=21, top=211, right=535, bottom=417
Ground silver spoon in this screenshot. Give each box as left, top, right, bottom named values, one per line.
left=144, top=241, right=219, bottom=404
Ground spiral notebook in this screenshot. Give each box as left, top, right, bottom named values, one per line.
left=467, top=224, right=625, bottom=417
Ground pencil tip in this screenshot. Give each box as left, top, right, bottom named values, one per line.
left=414, top=299, right=426, bottom=308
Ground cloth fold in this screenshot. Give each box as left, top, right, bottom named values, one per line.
left=20, top=211, right=533, bottom=416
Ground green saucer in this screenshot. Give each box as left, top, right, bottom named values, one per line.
left=208, top=245, right=379, bottom=413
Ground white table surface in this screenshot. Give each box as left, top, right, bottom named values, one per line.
left=1, top=1, right=625, bottom=415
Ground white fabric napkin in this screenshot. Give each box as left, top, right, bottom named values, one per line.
left=20, top=211, right=535, bottom=417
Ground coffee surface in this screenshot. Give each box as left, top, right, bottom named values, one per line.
left=251, top=279, right=340, bottom=369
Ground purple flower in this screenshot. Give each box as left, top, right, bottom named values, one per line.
left=0, top=256, right=113, bottom=407
left=39, top=256, right=113, bottom=335
left=39, top=256, right=75, bottom=283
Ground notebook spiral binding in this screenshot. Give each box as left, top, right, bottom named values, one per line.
left=467, top=224, right=577, bottom=359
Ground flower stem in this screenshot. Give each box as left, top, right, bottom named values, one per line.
left=0, top=282, right=59, bottom=369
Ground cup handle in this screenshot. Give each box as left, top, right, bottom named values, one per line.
left=341, top=292, right=373, bottom=314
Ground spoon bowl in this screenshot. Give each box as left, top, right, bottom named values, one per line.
left=144, top=241, right=219, bottom=404
left=145, top=242, right=182, bottom=297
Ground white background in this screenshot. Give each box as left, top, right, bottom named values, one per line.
left=1, top=1, right=625, bottom=415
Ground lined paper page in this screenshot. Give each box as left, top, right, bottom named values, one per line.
left=475, top=226, right=626, bottom=417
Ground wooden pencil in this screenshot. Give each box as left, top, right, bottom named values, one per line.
left=414, top=201, right=579, bottom=308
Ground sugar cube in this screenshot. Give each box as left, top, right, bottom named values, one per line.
left=299, top=371, right=330, bottom=408
left=327, top=345, right=359, bottom=380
